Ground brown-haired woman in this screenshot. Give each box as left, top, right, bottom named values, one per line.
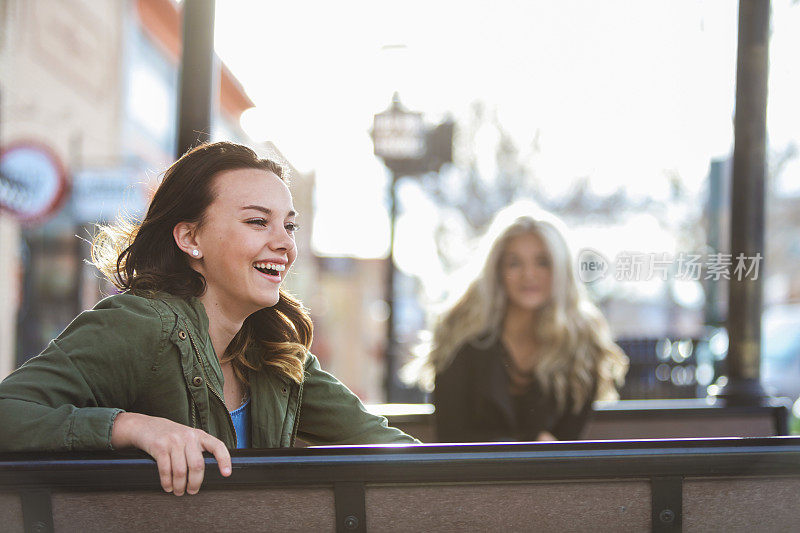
left=0, top=141, right=417, bottom=496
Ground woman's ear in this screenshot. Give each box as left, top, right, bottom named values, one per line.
left=173, top=222, right=202, bottom=259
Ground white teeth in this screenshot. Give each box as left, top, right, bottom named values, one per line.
left=254, top=262, right=286, bottom=272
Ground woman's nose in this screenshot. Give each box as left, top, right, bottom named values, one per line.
left=524, top=264, right=545, bottom=279
left=270, top=229, right=295, bottom=252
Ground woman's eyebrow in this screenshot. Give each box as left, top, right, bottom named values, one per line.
left=241, top=205, right=297, bottom=217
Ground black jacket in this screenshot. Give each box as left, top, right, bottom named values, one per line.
left=433, top=335, right=595, bottom=442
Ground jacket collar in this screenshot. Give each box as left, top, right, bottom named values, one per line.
left=154, top=292, right=224, bottom=389
left=154, top=292, right=210, bottom=337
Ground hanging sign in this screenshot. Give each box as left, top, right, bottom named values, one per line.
left=72, top=167, right=147, bottom=223
left=0, top=141, right=69, bottom=224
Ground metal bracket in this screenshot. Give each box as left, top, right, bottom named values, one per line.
left=21, top=490, right=53, bottom=533
left=651, top=476, right=682, bottom=532
left=334, top=481, right=366, bottom=533
left=774, top=404, right=789, bottom=436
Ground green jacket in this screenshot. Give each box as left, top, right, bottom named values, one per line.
left=0, top=293, right=417, bottom=451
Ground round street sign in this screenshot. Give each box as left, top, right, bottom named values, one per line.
left=0, top=141, right=69, bottom=224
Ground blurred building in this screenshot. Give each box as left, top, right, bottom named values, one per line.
left=309, top=257, right=388, bottom=402
left=0, top=0, right=315, bottom=377
left=705, top=156, right=800, bottom=310
left=765, top=190, right=800, bottom=305
left=607, top=154, right=800, bottom=402
left=704, top=158, right=732, bottom=326
left=307, top=256, right=427, bottom=403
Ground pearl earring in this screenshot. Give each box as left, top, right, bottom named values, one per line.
left=192, top=249, right=200, bottom=257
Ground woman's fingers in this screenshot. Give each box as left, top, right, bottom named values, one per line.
left=123, top=415, right=230, bottom=496
left=170, top=444, right=189, bottom=496
left=184, top=442, right=206, bottom=495
left=177, top=431, right=231, bottom=495
left=154, top=451, right=173, bottom=493
left=202, top=434, right=232, bottom=477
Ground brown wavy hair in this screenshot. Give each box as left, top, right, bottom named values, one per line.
left=91, top=141, right=312, bottom=384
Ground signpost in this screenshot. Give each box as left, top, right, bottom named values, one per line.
left=371, top=93, right=454, bottom=401
left=0, top=142, right=69, bottom=225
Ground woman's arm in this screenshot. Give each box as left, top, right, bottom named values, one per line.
left=0, top=296, right=173, bottom=450
left=550, top=392, right=594, bottom=441
left=433, top=346, right=479, bottom=442
left=296, top=353, right=419, bottom=445
left=0, top=296, right=231, bottom=495
left=0, top=334, right=138, bottom=451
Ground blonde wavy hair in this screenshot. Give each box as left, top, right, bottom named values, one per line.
left=92, top=142, right=311, bottom=385
left=421, top=202, right=628, bottom=414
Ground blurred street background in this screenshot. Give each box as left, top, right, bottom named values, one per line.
left=1, top=0, right=799, bottom=414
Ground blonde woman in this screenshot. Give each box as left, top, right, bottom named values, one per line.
left=426, top=203, right=628, bottom=442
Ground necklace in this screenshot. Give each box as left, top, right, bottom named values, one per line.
left=504, top=352, right=534, bottom=375
left=501, top=343, right=536, bottom=395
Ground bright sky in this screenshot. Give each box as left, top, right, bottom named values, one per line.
left=214, top=0, right=800, bottom=290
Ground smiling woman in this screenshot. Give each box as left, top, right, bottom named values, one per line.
left=0, top=141, right=418, bottom=497
left=417, top=203, right=629, bottom=443
left=174, top=168, right=298, bottom=326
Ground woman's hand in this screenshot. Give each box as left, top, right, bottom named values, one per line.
left=537, top=430, right=557, bottom=441
left=111, top=412, right=232, bottom=495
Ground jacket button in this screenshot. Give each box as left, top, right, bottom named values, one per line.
left=281, top=386, right=288, bottom=395
left=192, top=376, right=203, bottom=387
left=178, top=330, right=187, bottom=340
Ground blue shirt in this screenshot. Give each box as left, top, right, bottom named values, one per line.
left=229, top=398, right=251, bottom=449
